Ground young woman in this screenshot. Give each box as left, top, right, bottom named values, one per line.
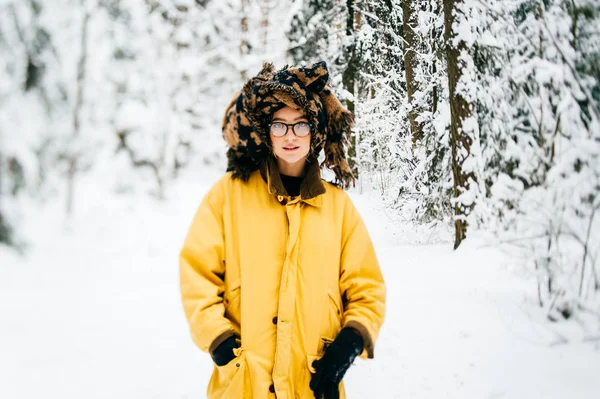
left=180, top=62, right=386, bottom=399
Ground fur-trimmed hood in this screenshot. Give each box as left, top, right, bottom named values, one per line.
left=221, top=61, right=355, bottom=189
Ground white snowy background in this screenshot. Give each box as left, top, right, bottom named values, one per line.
left=1, top=160, right=599, bottom=398
left=1, top=0, right=599, bottom=398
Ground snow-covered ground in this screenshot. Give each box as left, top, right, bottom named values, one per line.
left=1, top=165, right=599, bottom=399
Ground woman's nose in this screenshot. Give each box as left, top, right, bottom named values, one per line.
left=283, top=129, right=297, bottom=140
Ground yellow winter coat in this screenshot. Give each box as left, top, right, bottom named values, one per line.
left=180, top=159, right=386, bottom=398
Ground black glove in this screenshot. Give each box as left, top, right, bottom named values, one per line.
left=211, top=335, right=240, bottom=366
left=310, top=327, right=364, bottom=399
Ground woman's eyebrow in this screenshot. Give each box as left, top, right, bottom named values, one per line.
left=272, top=116, right=308, bottom=122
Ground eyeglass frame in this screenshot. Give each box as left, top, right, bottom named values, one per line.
left=268, top=122, right=313, bottom=137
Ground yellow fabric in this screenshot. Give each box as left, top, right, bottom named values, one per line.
left=180, top=170, right=386, bottom=399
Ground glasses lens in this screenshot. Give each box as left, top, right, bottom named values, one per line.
left=294, top=122, right=311, bottom=137
left=270, top=122, right=287, bottom=137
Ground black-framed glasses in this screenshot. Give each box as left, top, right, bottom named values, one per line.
left=268, top=122, right=312, bottom=137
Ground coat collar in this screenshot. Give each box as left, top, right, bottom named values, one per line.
left=259, top=156, right=326, bottom=207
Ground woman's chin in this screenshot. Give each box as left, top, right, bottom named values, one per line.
left=279, top=156, right=302, bottom=165
left=276, top=153, right=308, bottom=165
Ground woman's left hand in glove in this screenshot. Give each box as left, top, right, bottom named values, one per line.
left=309, top=327, right=364, bottom=399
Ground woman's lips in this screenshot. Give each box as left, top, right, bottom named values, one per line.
left=283, top=146, right=299, bottom=151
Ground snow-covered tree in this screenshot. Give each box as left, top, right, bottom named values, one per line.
left=469, top=0, right=600, bottom=320
left=0, top=0, right=100, bottom=241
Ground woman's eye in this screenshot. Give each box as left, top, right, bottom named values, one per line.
left=272, top=123, right=284, bottom=129
left=297, top=122, right=309, bottom=128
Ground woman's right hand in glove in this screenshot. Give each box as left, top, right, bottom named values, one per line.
left=211, top=335, right=241, bottom=366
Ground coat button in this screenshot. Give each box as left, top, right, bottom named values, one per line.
left=269, top=384, right=275, bottom=393
left=272, top=316, right=278, bottom=324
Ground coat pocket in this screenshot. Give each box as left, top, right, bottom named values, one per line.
left=224, top=281, right=241, bottom=330
left=321, top=290, right=342, bottom=341
left=327, top=290, right=342, bottom=321
left=207, top=348, right=249, bottom=399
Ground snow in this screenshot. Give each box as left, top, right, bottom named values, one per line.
left=1, top=164, right=599, bottom=399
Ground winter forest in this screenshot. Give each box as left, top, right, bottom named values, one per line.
left=1, top=0, right=600, bottom=398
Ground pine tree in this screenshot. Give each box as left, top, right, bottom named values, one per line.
left=354, top=0, right=452, bottom=232
left=287, top=0, right=339, bottom=66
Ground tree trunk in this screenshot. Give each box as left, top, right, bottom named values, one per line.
left=343, top=0, right=359, bottom=179
left=67, top=3, right=90, bottom=215
left=432, top=0, right=442, bottom=115
left=0, top=150, right=8, bottom=245
left=260, top=0, right=270, bottom=53
left=402, top=0, right=424, bottom=147
left=443, top=0, right=476, bottom=249
left=240, top=0, right=250, bottom=81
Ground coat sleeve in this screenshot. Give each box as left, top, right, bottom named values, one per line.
left=339, top=197, right=386, bottom=359
left=180, top=179, right=235, bottom=355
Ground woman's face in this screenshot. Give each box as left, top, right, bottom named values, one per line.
left=270, top=106, right=311, bottom=176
